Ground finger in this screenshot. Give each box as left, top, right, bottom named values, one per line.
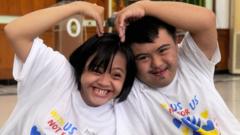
left=119, top=13, right=126, bottom=28
left=118, top=15, right=127, bottom=38
left=120, top=26, right=126, bottom=42
left=121, top=31, right=125, bottom=42
left=118, top=26, right=124, bottom=41
left=114, top=14, right=122, bottom=38
left=95, top=22, right=100, bottom=36
left=97, top=19, right=104, bottom=33
left=121, top=35, right=125, bottom=42
left=99, top=7, right=105, bottom=34
left=95, top=18, right=104, bottom=36
left=96, top=26, right=102, bottom=36
left=95, top=8, right=104, bottom=35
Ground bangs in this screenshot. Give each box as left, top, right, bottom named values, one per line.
left=88, top=40, right=120, bottom=73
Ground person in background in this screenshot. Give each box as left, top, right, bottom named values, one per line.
left=115, top=1, right=240, bottom=134
left=1, top=1, right=149, bottom=135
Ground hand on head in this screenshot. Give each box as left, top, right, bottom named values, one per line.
left=78, top=1, right=147, bottom=40
left=81, top=1, right=146, bottom=40
left=114, top=2, right=145, bottom=42
left=77, top=1, right=105, bottom=36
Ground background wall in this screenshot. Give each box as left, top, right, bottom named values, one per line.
left=0, top=0, right=56, bottom=79
left=0, top=0, right=238, bottom=80
left=0, top=0, right=110, bottom=80
left=216, top=0, right=229, bottom=29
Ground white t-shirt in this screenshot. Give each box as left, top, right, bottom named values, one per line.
left=133, top=33, right=240, bottom=135
left=0, top=38, right=149, bottom=135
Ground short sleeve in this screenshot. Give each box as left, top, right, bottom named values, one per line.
left=13, top=38, right=75, bottom=101
left=178, top=32, right=221, bottom=78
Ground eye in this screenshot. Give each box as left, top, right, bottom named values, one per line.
left=135, top=54, right=149, bottom=61
left=112, top=72, right=124, bottom=80
left=93, top=70, right=102, bottom=74
left=158, top=45, right=171, bottom=54
left=159, top=48, right=167, bottom=53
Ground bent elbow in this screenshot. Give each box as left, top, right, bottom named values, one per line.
left=4, top=23, right=17, bottom=42
left=209, top=10, right=216, bottom=25
left=205, top=10, right=216, bottom=29
left=4, top=24, right=11, bottom=38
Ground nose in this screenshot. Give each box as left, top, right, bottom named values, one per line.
left=151, top=55, right=163, bottom=68
left=97, top=73, right=111, bottom=87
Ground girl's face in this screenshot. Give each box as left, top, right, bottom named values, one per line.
left=80, top=52, right=127, bottom=107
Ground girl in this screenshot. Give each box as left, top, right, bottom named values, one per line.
left=1, top=1, right=143, bottom=135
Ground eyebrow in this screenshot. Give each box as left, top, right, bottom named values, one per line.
left=134, top=53, right=148, bottom=59
left=156, top=44, right=171, bottom=51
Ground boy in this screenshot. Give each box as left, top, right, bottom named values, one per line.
left=115, top=1, right=240, bottom=134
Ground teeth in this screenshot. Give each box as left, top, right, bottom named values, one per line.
left=95, top=89, right=108, bottom=96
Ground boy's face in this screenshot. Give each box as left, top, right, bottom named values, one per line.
left=131, top=29, right=178, bottom=88
left=80, top=52, right=126, bottom=107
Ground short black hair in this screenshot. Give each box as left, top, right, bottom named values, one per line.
left=69, top=33, right=136, bottom=102
left=125, top=16, right=176, bottom=45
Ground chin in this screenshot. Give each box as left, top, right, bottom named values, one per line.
left=151, top=81, right=171, bottom=88
left=90, top=103, right=103, bottom=107
left=92, top=100, right=109, bottom=107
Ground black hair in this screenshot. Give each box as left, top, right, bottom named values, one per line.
left=69, top=33, right=136, bottom=102
left=125, top=16, right=176, bottom=45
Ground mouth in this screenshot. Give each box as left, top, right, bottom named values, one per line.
left=92, top=87, right=111, bottom=97
left=149, top=67, right=168, bottom=76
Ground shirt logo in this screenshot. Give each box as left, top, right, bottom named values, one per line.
left=30, top=125, right=42, bottom=135
left=47, top=109, right=78, bottom=135
left=160, top=95, right=220, bottom=135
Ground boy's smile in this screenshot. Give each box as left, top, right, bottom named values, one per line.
left=132, top=29, right=178, bottom=88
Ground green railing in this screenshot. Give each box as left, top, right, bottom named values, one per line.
left=183, top=0, right=206, bottom=7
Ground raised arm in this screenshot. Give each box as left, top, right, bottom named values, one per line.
left=115, top=1, right=217, bottom=59
left=4, top=1, right=104, bottom=62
